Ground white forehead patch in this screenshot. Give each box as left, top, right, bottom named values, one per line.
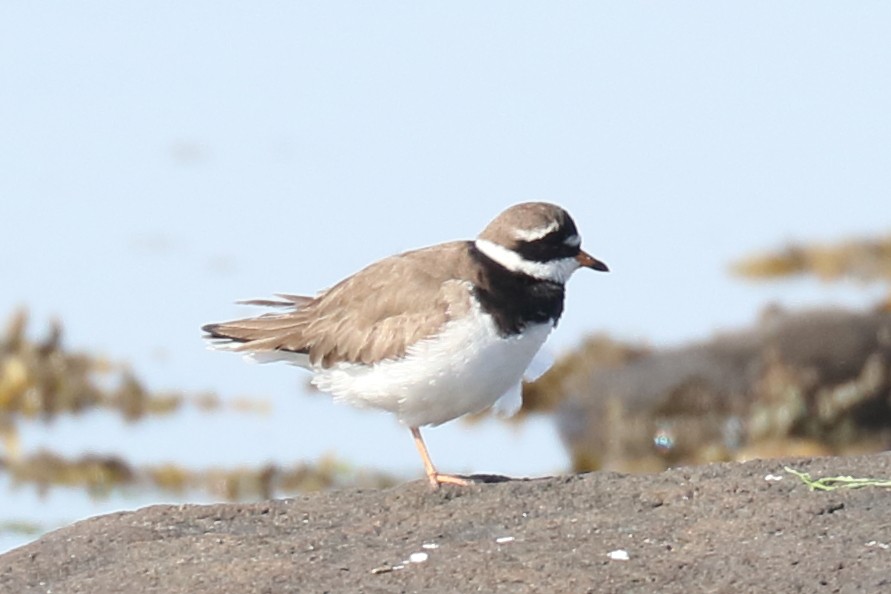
left=474, top=239, right=580, bottom=283
left=513, top=220, right=559, bottom=242
left=563, top=234, right=581, bottom=247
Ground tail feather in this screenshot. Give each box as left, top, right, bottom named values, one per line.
left=202, top=293, right=314, bottom=353
left=236, top=294, right=313, bottom=308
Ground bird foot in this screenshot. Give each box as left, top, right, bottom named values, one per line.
left=427, top=473, right=471, bottom=490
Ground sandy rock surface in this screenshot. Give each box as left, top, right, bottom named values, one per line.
left=3, top=453, right=890, bottom=593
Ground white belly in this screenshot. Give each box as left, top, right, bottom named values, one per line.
left=310, top=303, right=554, bottom=427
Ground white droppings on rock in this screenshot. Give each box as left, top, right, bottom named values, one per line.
left=495, top=536, right=515, bottom=544
left=764, top=474, right=785, bottom=482
left=422, top=543, right=440, bottom=550
left=409, top=552, right=429, bottom=563
left=371, top=564, right=405, bottom=575
left=607, top=549, right=630, bottom=561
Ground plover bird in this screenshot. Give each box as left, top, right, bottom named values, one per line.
left=202, top=202, right=607, bottom=489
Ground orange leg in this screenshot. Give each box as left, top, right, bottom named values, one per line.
left=410, top=427, right=470, bottom=490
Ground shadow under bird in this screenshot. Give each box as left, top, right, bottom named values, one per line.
left=202, top=202, right=608, bottom=489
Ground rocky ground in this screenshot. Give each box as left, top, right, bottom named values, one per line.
left=2, top=452, right=890, bottom=593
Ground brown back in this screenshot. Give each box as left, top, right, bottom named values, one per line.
left=203, top=241, right=479, bottom=367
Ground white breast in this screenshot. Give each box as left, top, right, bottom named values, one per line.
left=310, top=299, right=554, bottom=428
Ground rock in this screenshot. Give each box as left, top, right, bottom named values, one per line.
left=554, top=307, right=891, bottom=472
left=3, top=453, right=891, bottom=593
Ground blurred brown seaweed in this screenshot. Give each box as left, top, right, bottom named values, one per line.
left=0, top=309, right=263, bottom=430
left=0, top=309, right=393, bottom=506
left=732, top=234, right=891, bottom=308
left=2, top=450, right=394, bottom=501
left=531, top=230, right=891, bottom=473
left=547, top=306, right=891, bottom=473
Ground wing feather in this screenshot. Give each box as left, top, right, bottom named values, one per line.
left=202, top=241, right=477, bottom=367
